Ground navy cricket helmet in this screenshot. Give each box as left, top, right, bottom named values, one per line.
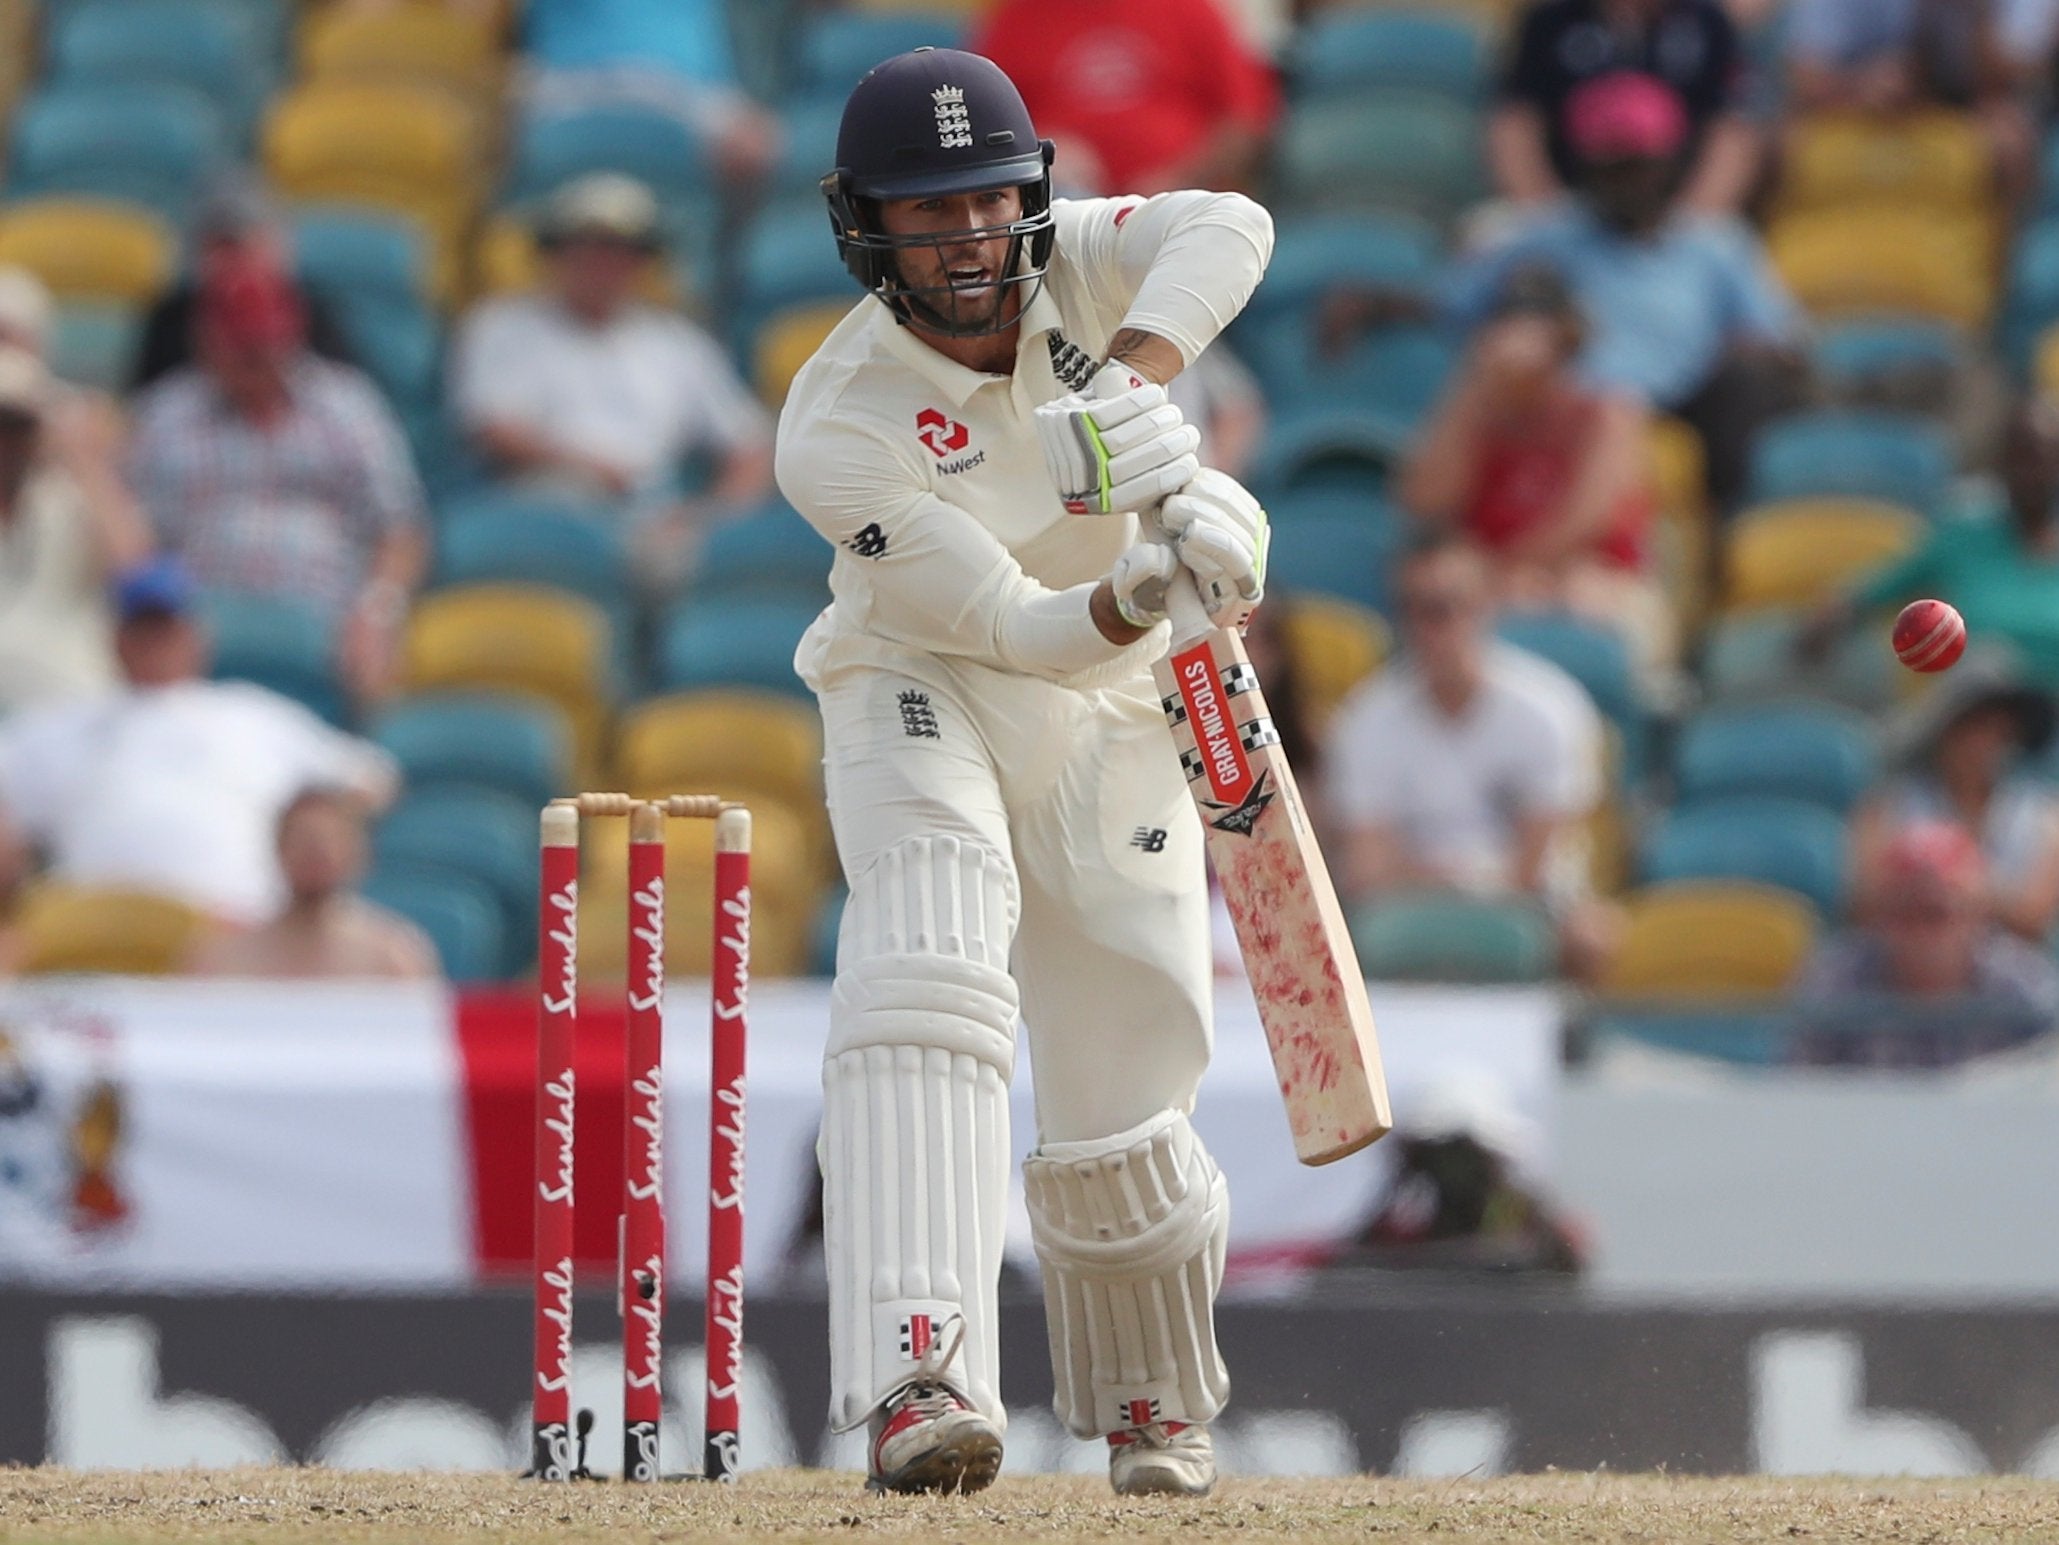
left=820, top=48, right=1056, bottom=338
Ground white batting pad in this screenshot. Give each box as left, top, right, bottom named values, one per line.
left=822, top=835, right=1019, bottom=1432
left=1023, top=1108, right=1231, bottom=1438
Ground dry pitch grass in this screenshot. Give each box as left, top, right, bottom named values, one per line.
left=5, top=1469, right=2059, bottom=1545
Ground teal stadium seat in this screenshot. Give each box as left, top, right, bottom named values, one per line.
left=361, top=862, right=507, bottom=982
left=771, top=100, right=844, bottom=205
left=293, top=208, right=431, bottom=309
left=1812, top=318, right=1962, bottom=396
left=1273, top=91, right=1484, bottom=225
left=44, top=0, right=265, bottom=145
left=1585, top=1008, right=1789, bottom=1066
left=1672, top=703, right=1877, bottom=814
left=1496, top=610, right=1644, bottom=780
left=509, top=105, right=712, bottom=205
left=1639, top=797, right=1849, bottom=918
left=372, top=786, right=539, bottom=964
left=1263, top=508, right=1401, bottom=613
left=1250, top=407, right=1401, bottom=497
left=371, top=692, right=571, bottom=810
left=1290, top=11, right=1488, bottom=101
left=1746, top=410, right=1950, bottom=513
left=734, top=203, right=859, bottom=355
left=433, top=492, right=629, bottom=609
left=1700, top=609, right=1899, bottom=712
left=793, top=13, right=961, bottom=102
left=693, top=503, right=830, bottom=602
left=655, top=597, right=819, bottom=698
left=48, top=302, right=142, bottom=391
left=1348, top=892, right=1559, bottom=984
left=201, top=590, right=347, bottom=727
left=6, top=84, right=229, bottom=225
left=327, top=294, right=440, bottom=409
left=1236, top=212, right=1443, bottom=335
left=2001, top=217, right=2059, bottom=374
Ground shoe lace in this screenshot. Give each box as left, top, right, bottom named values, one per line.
left=1124, top=1421, right=1190, bottom=1450
left=890, top=1314, right=970, bottom=1418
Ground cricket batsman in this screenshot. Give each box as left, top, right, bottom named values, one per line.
left=778, top=47, right=1274, bottom=1497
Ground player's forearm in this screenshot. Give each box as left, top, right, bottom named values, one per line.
left=1105, top=329, right=1186, bottom=387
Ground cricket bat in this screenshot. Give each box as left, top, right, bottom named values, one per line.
left=1156, top=574, right=1393, bottom=1165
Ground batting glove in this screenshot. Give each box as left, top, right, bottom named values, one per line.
left=1158, top=469, right=1270, bottom=629
left=1107, top=541, right=1181, bottom=630
left=1035, top=361, right=1201, bottom=516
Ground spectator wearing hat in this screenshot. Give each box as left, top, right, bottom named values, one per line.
left=1792, top=820, right=2059, bottom=1068
left=128, top=249, right=426, bottom=706
left=0, top=344, right=153, bottom=712
left=129, top=176, right=357, bottom=393
left=1400, top=263, right=1670, bottom=675
left=0, top=556, right=398, bottom=925
left=185, top=785, right=436, bottom=979
left=1447, top=71, right=1803, bottom=510
left=450, top=173, right=772, bottom=582
left=1851, top=652, right=2059, bottom=944
left=1493, top=0, right=1762, bottom=216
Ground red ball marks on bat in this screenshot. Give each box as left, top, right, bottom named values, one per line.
left=1893, top=598, right=1967, bottom=673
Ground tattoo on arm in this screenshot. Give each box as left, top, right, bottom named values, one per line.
left=1105, top=328, right=1185, bottom=386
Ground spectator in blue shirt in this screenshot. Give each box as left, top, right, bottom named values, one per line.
left=1447, top=72, right=1802, bottom=508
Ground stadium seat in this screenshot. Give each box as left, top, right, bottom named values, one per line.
left=1721, top=499, right=1922, bottom=612
left=770, top=99, right=844, bottom=204
left=1264, top=508, right=1403, bottom=613
left=1273, top=90, right=1484, bottom=225
left=732, top=203, right=862, bottom=354
left=1769, top=205, right=1993, bottom=328
left=1496, top=611, right=1638, bottom=738
left=200, top=591, right=347, bottom=727
left=1701, top=609, right=1899, bottom=712
left=360, top=862, right=507, bottom=982
left=1290, top=10, right=1488, bottom=100
left=471, top=210, right=682, bottom=308
left=1583, top=1007, right=1790, bottom=1065
left=1777, top=111, right=1991, bottom=218
left=791, top=12, right=962, bottom=101
left=754, top=299, right=854, bottom=408
left=432, top=492, right=629, bottom=610
left=0, top=198, right=172, bottom=304
left=43, top=0, right=262, bottom=143
left=1639, top=796, right=1850, bottom=918
left=1247, top=322, right=1457, bottom=430
left=507, top=105, right=710, bottom=205
left=47, top=301, right=142, bottom=391
left=1249, top=408, right=1400, bottom=498
left=293, top=208, right=436, bottom=312
left=616, top=691, right=823, bottom=813
left=1602, top=880, right=1820, bottom=998
left=13, top=884, right=207, bottom=975
left=371, top=692, right=572, bottom=810
left=5, top=83, right=229, bottom=225
left=299, top=4, right=502, bottom=104
left=373, top=787, right=539, bottom=966
left=1813, top=318, right=1964, bottom=401
left=1278, top=594, right=1387, bottom=737
left=1672, top=702, right=1877, bottom=815
left=1237, top=212, right=1443, bottom=336
left=1746, top=410, right=1951, bottom=512
left=654, top=597, right=821, bottom=698
left=325, top=294, right=440, bottom=409
left=1348, top=892, right=1558, bottom=983
left=692, top=503, right=831, bottom=602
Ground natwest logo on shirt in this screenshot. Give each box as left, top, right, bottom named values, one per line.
left=915, top=408, right=971, bottom=458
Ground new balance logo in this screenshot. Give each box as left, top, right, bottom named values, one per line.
left=1130, top=827, right=1167, bottom=853
left=899, top=691, right=940, bottom=739
left=899, top=1314, right=934, bottom=1359
left=846, top=522, right=888, bottom=559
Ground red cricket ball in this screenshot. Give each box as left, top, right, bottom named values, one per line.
left=1892, top=598, right=1967, bottom=673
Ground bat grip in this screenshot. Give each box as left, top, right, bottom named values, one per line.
left=1162, top=558, right=1216, bottom=650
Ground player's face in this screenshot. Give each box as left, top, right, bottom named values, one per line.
left=877, top=186, right=1024, bottom=331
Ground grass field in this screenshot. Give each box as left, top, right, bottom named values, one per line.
left=6, top=1469, right=2059, bottom=1545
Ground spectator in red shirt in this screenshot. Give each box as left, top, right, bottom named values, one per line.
left=969, top=0, right=1279, bottom=195
left=1399, top=264, right=1671, bottom=674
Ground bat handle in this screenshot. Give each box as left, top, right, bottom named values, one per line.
left=1163, top=561, right=1216, bottom=650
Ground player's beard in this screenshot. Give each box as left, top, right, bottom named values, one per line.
left=896, top=234, right=1031, bottom=339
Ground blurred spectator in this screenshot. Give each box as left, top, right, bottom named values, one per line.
left=451, top=174, right=772, bottom=584
left=130, top=176, right=357, bottom=393
left=1492, top=0, right=1761, bottom=216
left=970, top=0, right=1280, bottom=195
left=1804, top=397, right=2059, bottom=688
left=1447, top=72, right=1803, bottom=510
left=0, top=557, right=398, bottom=926
left=1792, top=820, right=2059, bottom=1067
left=1328, top=530, right=1617, bottom=981
left=129, top=250, right=426, bottom=705
left=186, top=786, right=436, bottom=979
left=0, top=345, right=152, bottom=712
left=1852, top=654, right=2059, bottom=943
left=519, top=0, right=778, bottom=186
left=1400, top=265, right=1671, bottom=674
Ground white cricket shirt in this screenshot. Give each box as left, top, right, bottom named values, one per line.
left=776, top=190, right=1273, bottom=690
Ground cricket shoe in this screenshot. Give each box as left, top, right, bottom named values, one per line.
left=1108, top=1420, right=1215, bottom=1497
left=865, top=1318, right=1002, bottom=1494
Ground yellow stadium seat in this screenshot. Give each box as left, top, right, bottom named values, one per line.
left=470, top=212, right=679, bottom=307
left=616, top=691, right=823, bottom=813
left=14, top=886, right=208, bottom=975
left=573, top=799, right=819, bottom=978
left=300, top=6, right=503, bottom=102
left=1769, top=205, right=1994, bottom=328
left=1778, top=111, right=1992, bottom=219
left=1277, top=595, right=1387, bottom=738
left=1722, top=498, right=1922, bottom=612
left=2035, top=323, right=2059, bottom=401
left=1648, top=417, right=1711, bottom=633
left=754, top=300, right=855, bottom=408
left=1602, top=880, right=1819, bottom=998
left=0, top=199, right=174, bottom=304
left=402, top=584, right=613, bottom=778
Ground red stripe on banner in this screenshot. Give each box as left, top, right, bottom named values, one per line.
left=456, top=989, right=630, bottom=1280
